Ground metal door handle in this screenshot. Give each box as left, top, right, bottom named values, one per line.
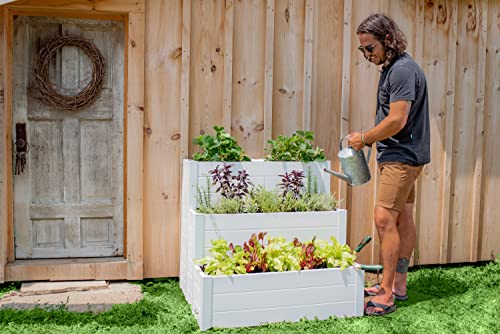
left=14, top=123, right=29, bottom=175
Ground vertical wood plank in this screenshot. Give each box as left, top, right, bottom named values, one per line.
left=4, top=9, right=13, bottom=263
left=311, top=0, right=344, bottom=211
left=339, top=0, right=352, bottom=212
left=126, top=11, right=144, bottom=279
left=412, top=0, right=424, bottom=265
left=232, top=0, right=266, bottom=157
left=272, top=0, right=305, bottom=136
left=479, top=0, right=500, bottom=261
left=439, top=0, right=458, bottom=264
left=302, top=0, right=313, bottom=131
left=448, top=1, right=484, bottom=263
left=181, top=0, right=191, bottom=160
left=189, top=0, right=225, bottom=154
left=469, top=0, right=488, bottom=262
left=264, top=0, right=275, bottom=144
left=143, top=0, right=183, bottom=278
left=0, top=6, right=6, bottom=283
left=223, top=0, right=233, bottom=132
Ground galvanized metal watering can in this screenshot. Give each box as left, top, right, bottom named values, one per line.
left=324, top=136, right=372, bottom=186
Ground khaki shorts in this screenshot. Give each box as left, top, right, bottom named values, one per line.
left=376, top=162, right=423, bottom=212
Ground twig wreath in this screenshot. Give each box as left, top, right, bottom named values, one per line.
left=34, top=35, right=106, bottom=111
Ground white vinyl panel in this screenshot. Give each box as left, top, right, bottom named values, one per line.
left=203, top=227, right=340, bottom=250
left=211, top=267, right=361, bottom=294
left=191, top=266, right=364, bottom=329
left=212, top=301, right=358, bottom=328
left=212, top=284, right=355, bottom=312
left=199, top=210, right=343, bottom=230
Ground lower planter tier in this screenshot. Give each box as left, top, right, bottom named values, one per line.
left=191, top=265, right=364, bottom=331
left=180, top=209, right=347, bottom=305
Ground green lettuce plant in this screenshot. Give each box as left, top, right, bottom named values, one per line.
left=197, top=232, right=356, bottom=276
left=265, top=130, right=326, bottom=162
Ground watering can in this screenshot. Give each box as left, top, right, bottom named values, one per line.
left=324, top=135, right=372, bottom=186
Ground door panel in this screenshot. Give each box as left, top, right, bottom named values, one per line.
left=13, top=16, right=124, bottom=259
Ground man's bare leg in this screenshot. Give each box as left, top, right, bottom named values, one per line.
left=365, top=205, right=399, bottom=312
left=393, top=202, right=415, bottom=296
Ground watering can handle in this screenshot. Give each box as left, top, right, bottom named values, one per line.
left=339, top=135, right=349, bottom=151
left=339, top=135, right=372, bottom=162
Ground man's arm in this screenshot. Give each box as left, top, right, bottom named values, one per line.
left=347, top=100, right=411, bottom=151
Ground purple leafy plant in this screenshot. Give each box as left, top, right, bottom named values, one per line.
left=278, top=170, right=305, bottom=199
left=209, top=163, right=253, bottom=199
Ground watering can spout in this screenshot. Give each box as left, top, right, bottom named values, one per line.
left=323, top=168, right=352, bottom=184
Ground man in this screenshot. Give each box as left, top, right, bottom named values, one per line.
left=347, top=13, right=430, bottom=316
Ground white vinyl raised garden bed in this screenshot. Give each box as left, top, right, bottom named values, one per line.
left=179, top=159, right=344, bottom=304
left=191, top=265, right=364, bottom=331
left=181, top=208, right=347, bottom=304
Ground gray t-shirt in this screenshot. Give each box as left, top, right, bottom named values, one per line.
left=376, top=52, right=430, bottom=166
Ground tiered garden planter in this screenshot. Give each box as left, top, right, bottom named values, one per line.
left=180, top=159, right=348, bottom=305
left=191, top=265, right=364, bottom=331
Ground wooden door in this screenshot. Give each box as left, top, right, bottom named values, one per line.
left=12, top=16, right=124, bottom=259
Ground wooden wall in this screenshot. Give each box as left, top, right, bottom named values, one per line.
left=142, top=0, right=499, bottom=277
left=1, top=0, right=498, bottom=279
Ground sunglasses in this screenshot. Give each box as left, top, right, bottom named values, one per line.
left=358, top=41, right=378, bottom=53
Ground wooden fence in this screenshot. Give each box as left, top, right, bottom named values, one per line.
left=1, top=0, right=498, bottom=278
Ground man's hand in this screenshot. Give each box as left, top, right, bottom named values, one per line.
left=347, top=132, right=364, bottom=151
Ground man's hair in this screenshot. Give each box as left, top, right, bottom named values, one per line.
left=356, top=13, right=407, bottom=68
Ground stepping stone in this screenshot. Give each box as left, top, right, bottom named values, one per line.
left=0, top=282, right=143, bottom=313
left=20, top=281, right=109, bottom=296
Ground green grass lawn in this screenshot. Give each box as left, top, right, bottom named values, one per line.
left=1, top=261, right=499, bottom=334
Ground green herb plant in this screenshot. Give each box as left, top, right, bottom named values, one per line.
left=192, top=125, right=251, bottom=161
left=197, top=232, right=356, bottom=276
left=265, top=130, right=326, bottom=162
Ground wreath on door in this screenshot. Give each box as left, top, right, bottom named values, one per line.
left=34, top=35, right=106, bottom=111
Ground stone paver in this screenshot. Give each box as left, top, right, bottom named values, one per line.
left=0, top=281, right=143, bottom=313
left=20, top=281, right=109, bottom=296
